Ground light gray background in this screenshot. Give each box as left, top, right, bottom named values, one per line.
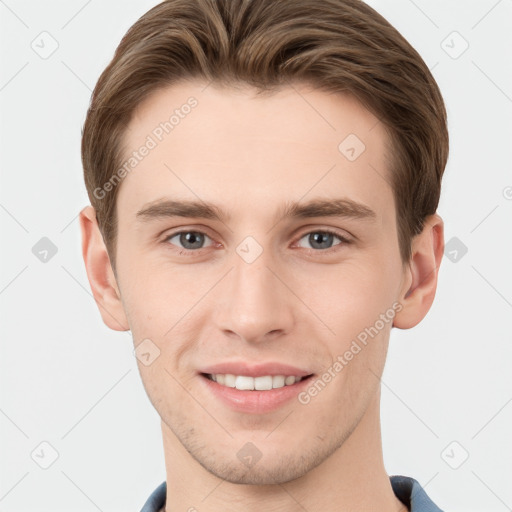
left=1, top=1, right=511, bottom=511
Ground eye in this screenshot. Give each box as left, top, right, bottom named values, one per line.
left=163, top=230, right=214, bottom=252
left=296, top=229, right=351, bottom=252
left=162, top=228, right=351, bottom=255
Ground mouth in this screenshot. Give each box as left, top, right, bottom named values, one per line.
left=199, top=372, right=316, bottom=414
left=196, top=361, right=317, bottom=413
left=201, top=372, right=314, bottom=390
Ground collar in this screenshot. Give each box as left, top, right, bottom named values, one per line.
left=140, top=474, right=444, bottom=512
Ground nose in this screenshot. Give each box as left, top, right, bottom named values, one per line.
left=214, top=243, right=295, bottom=344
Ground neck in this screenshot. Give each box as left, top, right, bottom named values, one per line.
left=160, top=388, right=407, bottom=512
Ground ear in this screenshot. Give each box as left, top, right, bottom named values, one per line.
left=393, top=213, right=444, bottom=329
left=79, top=205, right=130, bottom=331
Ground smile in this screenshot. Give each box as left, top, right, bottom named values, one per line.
left=204, top=373, right=308, bottom=390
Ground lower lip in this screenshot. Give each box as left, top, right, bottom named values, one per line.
left=199, top=374, right=314, bottom=414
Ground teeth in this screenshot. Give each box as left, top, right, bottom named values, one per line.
left=224, top=374, right=236, bottom=388
left=236, top=375, right=254, bottom=390
left=272, top=375, right=285, bottom=388
left=207, top=373, right=304, bottom=390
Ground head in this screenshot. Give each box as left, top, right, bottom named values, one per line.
left=80, top=0, right=447, bottom=485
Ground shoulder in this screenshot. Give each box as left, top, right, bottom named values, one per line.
left=390, top=475, right=444, bottom=512
left=140, top=481, right=166, bottom=512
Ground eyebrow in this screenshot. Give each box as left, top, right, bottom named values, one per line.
left=135, top=197, right=377, bottom=225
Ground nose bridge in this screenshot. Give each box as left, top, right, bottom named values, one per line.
left=216, top=236, right=293, bottom=342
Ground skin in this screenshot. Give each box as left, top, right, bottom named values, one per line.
left=80, top=80, right=444, bottom=512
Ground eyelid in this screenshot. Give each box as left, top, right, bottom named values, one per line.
left=294, top=226, right=353, bottom=242
left=162, top=228, right=216, bottom=250
left=293, top=228, right=352, bottom=252
left=161, top=226, right=353, bottom=254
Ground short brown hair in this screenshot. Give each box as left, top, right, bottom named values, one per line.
left=81, top=0, right=448, bottom=273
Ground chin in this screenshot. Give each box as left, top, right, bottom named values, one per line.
left=196, top=445, right=329, bottom=486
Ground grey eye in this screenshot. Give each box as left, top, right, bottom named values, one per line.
left=165, top=231, right=213, bottom=250
left=297, top=231, right=344, bottom=250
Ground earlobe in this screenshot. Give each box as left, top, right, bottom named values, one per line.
left=393, top=214, right=444, bottom=330
left=79, top=205, right=130, bottom=331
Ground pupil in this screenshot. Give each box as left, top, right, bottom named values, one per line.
left=181, top=232, right=203, bottom=249
left=311, top=232, right=332, bottom=249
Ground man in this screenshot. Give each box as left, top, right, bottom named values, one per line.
left=79, top=0, right=447, bottom=510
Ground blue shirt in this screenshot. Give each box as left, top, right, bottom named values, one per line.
left=140, top=475, right=444, bottom=511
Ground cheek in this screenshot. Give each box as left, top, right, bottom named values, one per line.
left=292, top=257, right=400, bottom=389
left=304, top=259, right=396, bottom=332
left=116, top=249, right=189, bottom=332
left=117, top=252, right=210, bottom=376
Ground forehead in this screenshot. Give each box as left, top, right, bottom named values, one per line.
left=116, top=80, right=394, bottom=226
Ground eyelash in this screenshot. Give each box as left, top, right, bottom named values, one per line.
left=161, top=228, right=352, bottom=256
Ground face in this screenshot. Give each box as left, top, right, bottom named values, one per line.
left=109, top=80, right=410, bottom=484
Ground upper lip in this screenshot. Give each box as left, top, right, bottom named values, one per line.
left=198, top=361, right=314, bottom=378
